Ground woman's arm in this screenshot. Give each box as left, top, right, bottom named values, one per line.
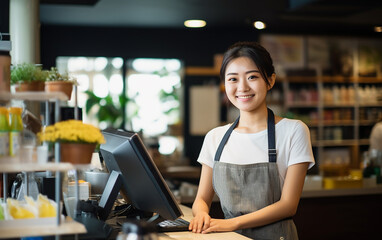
left=189, top=164, right=215, bottom=233
left=202, top=162, right=309, bottom=233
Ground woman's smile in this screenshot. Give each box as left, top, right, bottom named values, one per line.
left=236, top=94, right=255, bottom=101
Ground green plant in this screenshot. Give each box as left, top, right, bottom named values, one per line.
left=46, top=67, right=77, bottom=84
left=10, top=63, right=48, bottom=84
left=85, top=90, right=134, bottom=129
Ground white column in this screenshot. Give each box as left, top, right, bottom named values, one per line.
left=10, top=0, right=40, bottom=64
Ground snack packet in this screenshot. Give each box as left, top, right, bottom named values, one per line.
left=37, top=194, right=56, bottom=218
left=7, top=198, right=36, bottom=219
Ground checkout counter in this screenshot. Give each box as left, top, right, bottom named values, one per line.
left=162, top=166, right=382, bottom=240
left=70, top=161, right=381, bottom=240
left=158, top=205, right=250, bottom=240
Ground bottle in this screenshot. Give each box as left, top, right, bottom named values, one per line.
left=332, top=85, right=339, bottom=104
left=9, top=107, right=23, bottom=156
left=348, top=85, right=355, bottom=104
left=0, top=107, right=9, bottom=157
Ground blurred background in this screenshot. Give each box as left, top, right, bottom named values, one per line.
left=1, top=1, right=382, bottom=239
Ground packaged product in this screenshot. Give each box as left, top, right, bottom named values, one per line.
left=37, top=194, right=56, bottom=218
left=7, top=198, right=36, bottom=219
left=0, top=204, right=4, bottom=220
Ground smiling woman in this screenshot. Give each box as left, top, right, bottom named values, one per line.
left=189, top=42, right=315, bottom=239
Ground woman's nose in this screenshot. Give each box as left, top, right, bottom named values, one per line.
left=237, top=79, right=249, bottom=91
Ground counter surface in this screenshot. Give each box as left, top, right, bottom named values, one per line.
left=158, top=205, right=251, bottom=240
left=301, top=185, right=382, bottom=198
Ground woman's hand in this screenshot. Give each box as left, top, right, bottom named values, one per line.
left=189, top=212, right=211, bottom=233
left=201, top=218, right=238, bottom=234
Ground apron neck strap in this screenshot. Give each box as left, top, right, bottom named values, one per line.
left=267, top=108, right=277, bottom=163
left=214, top=108, right=276, bottom=162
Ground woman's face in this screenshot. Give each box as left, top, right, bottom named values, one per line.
left=224, top=56, right=274, bottom=113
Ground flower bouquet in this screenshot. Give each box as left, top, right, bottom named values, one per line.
left=38, top=120, right=105, bottom=164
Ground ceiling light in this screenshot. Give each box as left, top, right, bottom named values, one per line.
left=374, top=26, right=382, bottom=32
left=184, top=20, right=206, bottom=28
left=253, top=21, right=266, bottom=30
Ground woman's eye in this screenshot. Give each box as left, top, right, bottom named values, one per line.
left=227, top=77, right=237, bottom=82
left=248, top=75, right=258, bottom=80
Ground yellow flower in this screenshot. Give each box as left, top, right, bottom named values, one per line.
left=38, top=120, right=105, bottom=144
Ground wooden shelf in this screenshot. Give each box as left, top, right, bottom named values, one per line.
left=312, top=139, right=359, bottom=147
left=281, top=76, right=382, bottom=84
left=321, top=76, right=355, bottom=83
left=359, top=120, right=380, bottom=126
left=358, top=77, right=382, bottom=83
left=359, top=103, right=382, bottom=107
left=323, top=103, right=355, bottom=108
left=321, top=120, right=354, bottom=126
left=281, top=76, right=318, bottom=83
left=0, top=162, right=76, bottom=173
left=0, top=219, right=86, bottom=239
left=185, top=66, right=219, bottom=76
left=0, top=91, right=68, bottom=102
left=359, top=139, right=370, bottom=145
left=285, top=102, right=319, bottom=108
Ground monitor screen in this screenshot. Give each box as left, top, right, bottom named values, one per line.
left=99, top=128, right=183, bottom=222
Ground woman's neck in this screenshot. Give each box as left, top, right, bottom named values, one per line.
left=236, top=107, right=268, bottom=133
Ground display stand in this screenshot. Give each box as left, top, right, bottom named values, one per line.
left=0, top=91, right=87, bottom=239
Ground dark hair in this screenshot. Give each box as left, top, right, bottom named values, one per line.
left=220, top=41, right=275, bottom=87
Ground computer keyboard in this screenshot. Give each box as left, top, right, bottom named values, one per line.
left=157, top=218, right=190, bottom=232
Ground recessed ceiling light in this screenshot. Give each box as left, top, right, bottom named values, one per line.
left=253, top=21, right=266, bottom=30
left=374, top=26, right=382, bottom=32
left=184, top=20, right=206, bottom=28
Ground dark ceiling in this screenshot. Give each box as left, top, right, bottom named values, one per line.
left=40, top=0, right=382, bottom=34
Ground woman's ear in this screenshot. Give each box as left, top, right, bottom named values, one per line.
left=267, top=73, right=276, bottom=91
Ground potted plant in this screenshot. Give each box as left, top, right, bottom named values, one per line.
left=10, top=63, right=48, bottom=91
left=45, top=67, right=77, bottom=100
left=38, top=120, right=105, bottom=164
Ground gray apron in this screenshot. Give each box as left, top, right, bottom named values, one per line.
left=212, top=108, right=298, bottom=240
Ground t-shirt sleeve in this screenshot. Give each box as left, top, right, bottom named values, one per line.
left=196, top=130, right=216, bottom=169
left=288, top=121, right=315, bottom=169
left=370, top=122, right=382, bottom=150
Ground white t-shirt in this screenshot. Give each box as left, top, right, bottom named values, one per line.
left=197, top=118, right=315, bottom=187
left=370, top=122, right=382, bottom=151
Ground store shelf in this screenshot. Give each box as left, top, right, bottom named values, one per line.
left=0, top=86, right=85, bottom=239
left=322, top=103, right=355, bottom=108
left=312, top=139, right=359, bottom=147
left=0, top=219, right=86, bottom=239
left=185, top=66, right=219, bottom=76
left=285, top=102, right=319, bottom=108
left=0, top=162, right=75, bottom=173
left=324, top=120, right=355, bottom=126
left=359, top=139, right=370, bottom=145
left=0, top=91, right=68, bottom=102
left=359, top=120, right=380, bottom=126
left=359, top=103, right=382, bottom=107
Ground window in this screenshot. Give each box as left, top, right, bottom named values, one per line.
left=126, top=58, right=183, bottom=137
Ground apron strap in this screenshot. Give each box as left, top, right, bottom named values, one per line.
left=267, top=108, right=277, bottom=163
left=214, top=108, right=277, bottom=163
left=214, top=117, right=239, bottom=161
